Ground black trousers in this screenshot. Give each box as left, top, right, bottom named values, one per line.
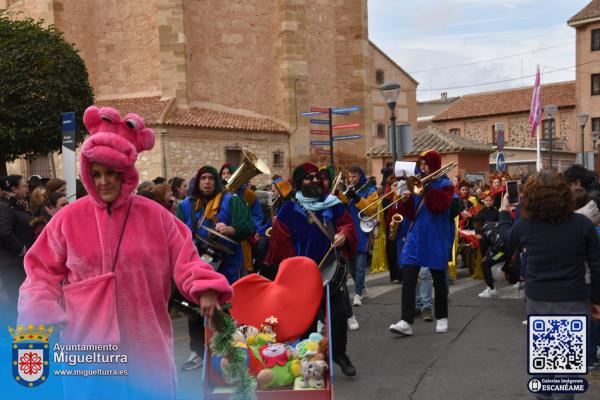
left=401, top=264, right=448, bottom=324
left=307, top=280, right=351, bottom=357
left=188, top=316, right=205, bottom=354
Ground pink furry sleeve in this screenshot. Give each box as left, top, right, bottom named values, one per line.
left=18, top=218, right=69, bottom=327
left=168, top=213, right=233, bottom=305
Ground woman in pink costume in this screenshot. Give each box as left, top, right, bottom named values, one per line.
left=17, top=106, right=233, bottom=398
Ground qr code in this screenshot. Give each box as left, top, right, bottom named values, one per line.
left=528, top=316, right=587, bottom=374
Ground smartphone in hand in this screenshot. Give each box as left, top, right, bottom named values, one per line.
left=506, top=180, right=520, bottom=205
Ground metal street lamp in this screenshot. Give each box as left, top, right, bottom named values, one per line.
left=577, top=112, right=589, bottom=166
left=544, top=105, right=558, bottom=171
left=592, top=130, right=600, bottom=172
left=379, top=81, right=401, bottom=161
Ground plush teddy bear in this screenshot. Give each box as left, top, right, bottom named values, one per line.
left=255, top=343, right=301, bottom=389
left=299, top=359, right=328, bottom=389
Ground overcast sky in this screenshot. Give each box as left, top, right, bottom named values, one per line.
left=368, top=0, right=590, bottom=101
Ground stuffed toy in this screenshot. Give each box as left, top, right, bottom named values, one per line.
left=233, top=324, right=260, bottom=344
left=255, top=343, right=301, bottom=389
left=295, top=332, right=324, bottom=360
left=299, top=359, right=328, bottom=389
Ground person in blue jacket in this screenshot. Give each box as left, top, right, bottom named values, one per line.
left=177, top=165, right=253, bottom=371
left=388, top=150, right=454, bottom=336
left=339, top=166, right=379, bottom=306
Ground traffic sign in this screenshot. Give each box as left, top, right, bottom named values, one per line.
left=311, top=130, right=329, bottom=135
left=300, top=111, right=326, bottom=116
left=332, top=106, right=361, bottom=114
left=317, top=149, right=331, bottom=154
left=333, top=134, right=362, bottom=141
left=310, top=119, right=330, bottom=125
left=310, top=140, right=331, bottom=146
left=311, top=107, right=329, bottom=113
left=333, top=123, right=360, bottom=130
left=496, top=152, right=506, bottom=172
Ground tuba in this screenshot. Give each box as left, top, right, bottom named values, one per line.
left=225, top=147, right=271, bottom=193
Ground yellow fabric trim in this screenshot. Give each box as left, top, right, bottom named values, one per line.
left=370, top=202, right=389, bottom=273
left=242, top=188, right=256, bottom=206
left=355, top=192, right=379, bottom=216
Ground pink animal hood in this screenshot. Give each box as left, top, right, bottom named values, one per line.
left=80, top=106, right=155, bottom=208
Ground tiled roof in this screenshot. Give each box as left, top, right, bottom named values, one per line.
left=164, top=107, right=288, bottom=133
left=367, top=126, right=493, bottom=157
left=95, top=97, right=288, bottom=133
left=568, top=0, right=600, bottom=25
left=96, top=96, right=171, bottom=125
left=432, top=81, right=575, bottom=122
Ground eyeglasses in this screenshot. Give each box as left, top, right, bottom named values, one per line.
left=304, top=174, right=320, bottom=181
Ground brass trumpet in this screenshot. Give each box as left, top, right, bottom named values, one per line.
left=358, top=162, right=457, bottom=233
left=388, top=213, right=404, bottom=241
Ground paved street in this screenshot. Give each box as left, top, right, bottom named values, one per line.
left=174, top=269, right=600, bottom=399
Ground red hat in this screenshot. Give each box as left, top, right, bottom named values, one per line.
left=418, top=150, right=442, bottom=173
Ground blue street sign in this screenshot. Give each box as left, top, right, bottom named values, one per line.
left=496, top=152, right=506, bottom=172
left=61, top=112, right=76, bottom=132
left=332, top=106, right=361, bottom=114
left=310, top=140, right=331, bottom=146
left=333, top=134, right=362, bottom=141
left=310, top=119, right=330, bottom=125
left=300, top=111, right=326, bottom=116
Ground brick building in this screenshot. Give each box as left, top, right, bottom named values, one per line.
left=569, top=0, right=600, bottom=168
left=431, top=82, right=577, bottom=174
left=367, top=126, right=492, bottom=183
left=3, top=0, right=417, bottom=183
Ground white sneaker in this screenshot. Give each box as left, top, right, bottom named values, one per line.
left=389, top=320, right=413, bottom=336
left=181, top=351, right=202, bottom=371
left=435, top=318, right=448, bottom=333
left=353, top=294, right=362, bottom=307
left=347, top=316, right=359, bottom=331
left=477, top=287, right=497, bottom=298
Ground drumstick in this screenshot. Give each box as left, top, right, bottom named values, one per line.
left=317, top=244, right=335, bottom=270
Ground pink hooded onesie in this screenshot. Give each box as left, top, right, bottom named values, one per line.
left=17, top=106, right=233, bottom=398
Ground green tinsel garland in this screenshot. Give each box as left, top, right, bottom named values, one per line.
left=211, top=306, right=257, bottom=400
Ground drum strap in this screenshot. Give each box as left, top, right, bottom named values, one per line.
left=306, top=209, right=334, bottom=242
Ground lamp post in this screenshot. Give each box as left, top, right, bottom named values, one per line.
left=379, top=81, right=401, bottom=161
left=592, top=130, right=600, bottom=172
left=577, top=112, right=589, bottom=166
left=544, top=105, right=557, bottom=171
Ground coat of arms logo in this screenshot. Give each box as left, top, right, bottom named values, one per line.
left=9, top=324, right=54, bottom=388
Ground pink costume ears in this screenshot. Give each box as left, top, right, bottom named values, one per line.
left=119, top=113, right=155, bottom=152
left=83, top=106, right=121, bottom=136
left=83, top=106, right=155, bottom=153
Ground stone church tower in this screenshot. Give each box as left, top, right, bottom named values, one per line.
left=4, top=0, right=414, bottom=181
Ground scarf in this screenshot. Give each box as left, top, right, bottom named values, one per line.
left=295, top=192, right=341, bottom=211
left=194, top=192, right=223, bottom=222
left=0, top=191, right=31, bottom=214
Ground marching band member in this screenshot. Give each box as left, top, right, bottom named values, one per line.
left=270, top=175, right=293, bottom=217
left=220, top=163, right=269, bottom=272
left=340, top=166, right=378, bottom=306
left=389, top=150, right=454, bottom=336
left=265, top=162, right=358, bottom=376
left=177, top=165, right=253, bottom=371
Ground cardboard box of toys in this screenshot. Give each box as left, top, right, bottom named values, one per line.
left=202, top=256, right=335, bottom=400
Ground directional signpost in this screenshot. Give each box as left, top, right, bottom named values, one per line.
left=301, top=105, right=362, bottom=167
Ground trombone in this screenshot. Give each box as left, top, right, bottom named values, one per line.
left=358, top=162, right=457, bottom=233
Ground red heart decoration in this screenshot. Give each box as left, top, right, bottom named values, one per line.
left=230, top=256, right=324, bottom=342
